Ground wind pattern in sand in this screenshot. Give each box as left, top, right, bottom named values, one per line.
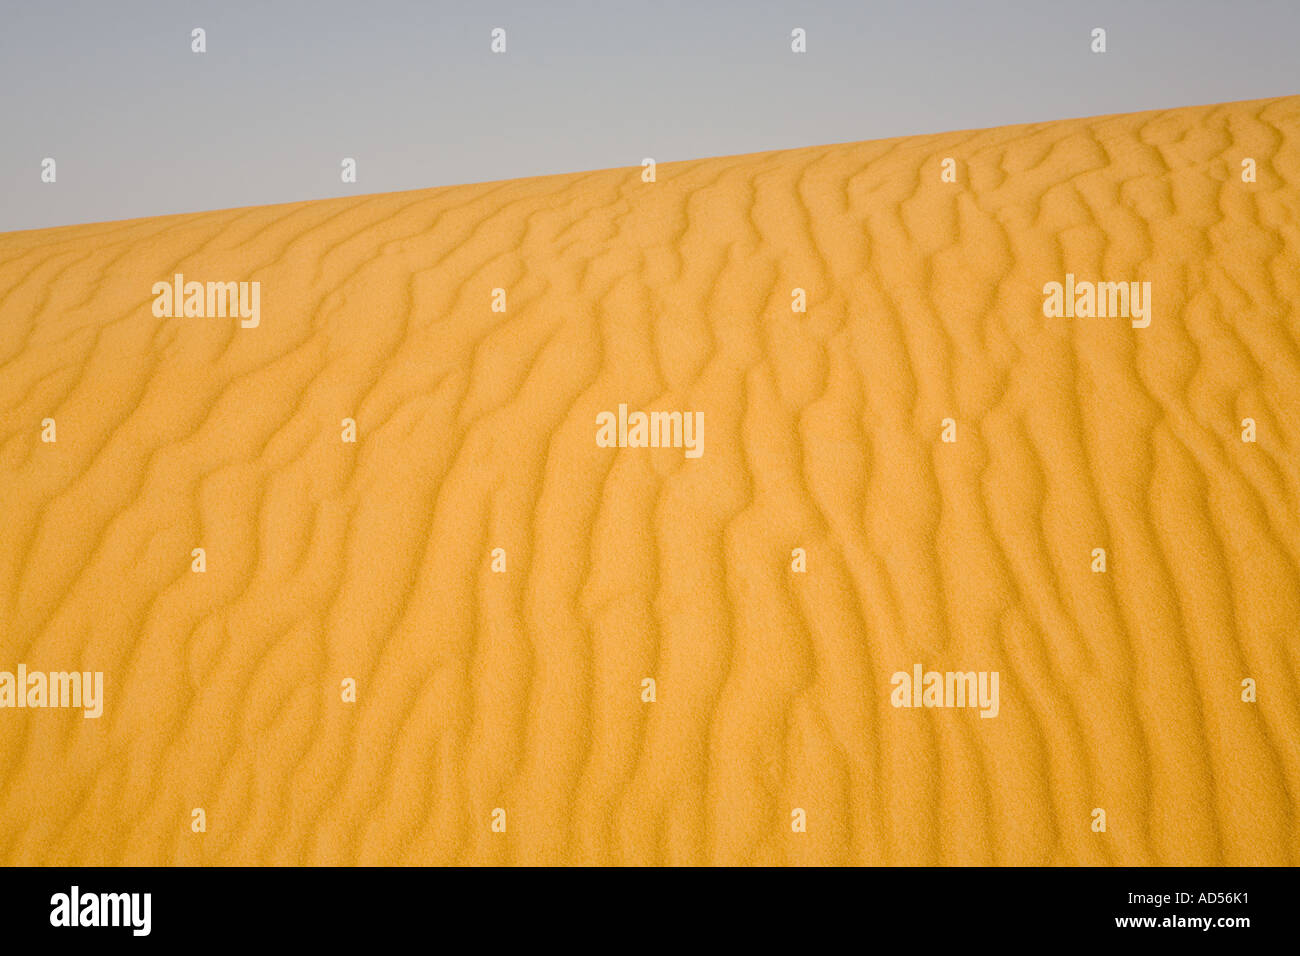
left=1, top=95, right=1298, bottom=865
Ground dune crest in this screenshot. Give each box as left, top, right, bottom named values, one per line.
left=1, top=96, right=1298, bottom=865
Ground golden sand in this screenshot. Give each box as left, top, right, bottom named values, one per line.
left=1, top=96, right=1298, bottom=865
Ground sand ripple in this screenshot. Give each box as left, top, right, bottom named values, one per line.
left=1, top=96, right=1298, bottom=864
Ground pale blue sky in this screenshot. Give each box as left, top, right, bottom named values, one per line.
left=2, top=0, right=1296, bottom=232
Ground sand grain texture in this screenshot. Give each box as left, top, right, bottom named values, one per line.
left=2, top=96, right=1299, bottom=865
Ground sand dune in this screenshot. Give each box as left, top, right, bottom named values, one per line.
left=1, top=96, right=1298, bottom=865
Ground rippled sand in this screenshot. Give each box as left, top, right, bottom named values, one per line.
left=1, top=96, right=1298, bottom=865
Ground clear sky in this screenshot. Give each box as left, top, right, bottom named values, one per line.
left=2, top=0, right=1296, bottom=232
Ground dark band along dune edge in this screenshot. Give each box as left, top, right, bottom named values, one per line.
left=0, top=95, right=1297, bottom=864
